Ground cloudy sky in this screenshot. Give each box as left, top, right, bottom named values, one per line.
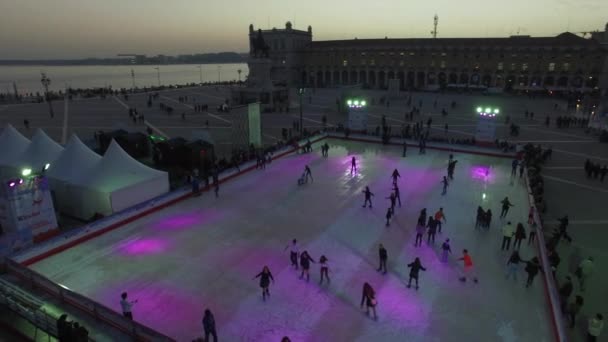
left=0, top=0, right=606, bottom=59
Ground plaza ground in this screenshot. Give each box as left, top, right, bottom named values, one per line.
left=29, top=139, right=551, bottom=341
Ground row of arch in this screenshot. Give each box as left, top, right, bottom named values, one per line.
left=300, top=69, right=599, bottom=89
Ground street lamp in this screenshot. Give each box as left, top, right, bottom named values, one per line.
left=237, top=69, right=242, bottom=82
left=131, top=68, right=136, bottom=89
left=40, top=72, right=54, bottom=118
left=217, top=66, right=222, bottom=83
left=154, top=67, right=160, bottom=86
left=197, top=65, right=203, bottom=84
left=298, top=88, right=305, bottom=137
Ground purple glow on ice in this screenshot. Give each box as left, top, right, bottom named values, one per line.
left=118, top=238, right=169, bottom=255
left=470, top=165, right=495, bottom=183
left=152, top=209, right=222, bottom=231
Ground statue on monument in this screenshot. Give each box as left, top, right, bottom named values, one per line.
left=250, top=29, right=270, bottom=58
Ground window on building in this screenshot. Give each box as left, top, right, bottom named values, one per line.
left=498, top=62, right=504, bottom=70
left=360, top=59, right=366, bottom=65
left=563, top=63, right=569, bottom=71
left=511, top=54, right=517, bottom=58
left=409, top=52, right=415, bottom=56
left=343, top=60, right=348, bottom=67
left=522, top=63, right=528, bottom=71
left=430, top=60, right=435, bottom=67
left=370, top=59, right=375, bottom=66
left=548, top=62, right=555, bottom=71
left=441, top=52, right=446, bottom=56
left=399, top=61, right=404, bottom=66
left=380, top=52, right=385, bottom=56
left=280, top=39, right=285, bottom=50
left=389, top=52, right=394, bottom=56
left=361, top=52, right=366, bottom=56
left=511, top=63, right=516, bottom=71
left=440, top=61, right=446, bottom=69
left=400, top=52, right=405, bottom=56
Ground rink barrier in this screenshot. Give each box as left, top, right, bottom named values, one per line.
left=4, top=258, right=176, bottom=342
left=14, top=134, right=328, bottom=267
left=524, top=170, right=568, bottom=342
left=327, top=133, right=516, bottom=159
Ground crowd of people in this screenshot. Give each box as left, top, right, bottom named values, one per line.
left=584, top=159, right=607, bottom=181
left=57, top=314, right=89, bottom=342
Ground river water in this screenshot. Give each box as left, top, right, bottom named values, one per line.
left=0, top=63, right=248, bottom=94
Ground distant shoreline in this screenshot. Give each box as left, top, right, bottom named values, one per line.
left=0, top=61, right=247, bottom=66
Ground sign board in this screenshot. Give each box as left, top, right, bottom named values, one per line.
left=475, top=116, right=498, bottom=143
left=348, top=109, right=368, bottom=131
left=248, top=103, right=262, bottom=147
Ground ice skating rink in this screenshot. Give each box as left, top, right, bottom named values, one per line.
left=30, top=139, right=552, bottom=342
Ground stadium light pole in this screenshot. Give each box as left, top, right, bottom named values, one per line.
left=40, top=72, right=54, bottom=118
left=154, top=67, right=160, bottom=86
left=197, top=65, right=203, bottom=84
left=217, top=65, right=222, bottom=83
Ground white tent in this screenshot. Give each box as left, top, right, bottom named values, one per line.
left=0, top=124, right=31, bottom=179
left=10, top=129, right=64, bottom=176
left=67, top=140, right=169, bottom=219
left=46, top=134, right=102, bottom=216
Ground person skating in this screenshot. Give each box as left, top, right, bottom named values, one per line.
left=304, top=165, right=313, bottom=183
left=415, top=221, right=425, bottom=247
left=519, top=161, right=525, bottom=178
left=418, top=208, right=427, bottom=226
left=385, top=207, right=393, bottom=227
left=214, top=180, right=220, bottom=198
left=392, top=184, right=402, bottom=207
left=299, top=251, right=315, bottom=281
left=567, top=295, right=584, bottom=328
left=458, top=249, right=478, bottom=283
left=501, top=222, right=515, bottom=251
left=511, top=159, right=519, bottom=177
left=434, top=208, right=446, bottom=233
left=391, top=169, right=400, bottom=185
left=447, top=160, right=458, bottom=180
left=407, top=257, right=426, bottom=290
left=360, top=282, right=378, bottom=320
left=559, top=276, right=573, bottom=313
left=506, top=250, right=522, bottom=280
left=513, top=223, right=526, bottom=249
left=524, top=257, right=542, bottom=288
left=426, top=216, right=438, bottom=244
left=587, top=313, right=604, bottom=341
left=351, top=156, right=357, bottom=174
left=441, top=176, right=449, bottom=195
left=500, top=197, right=514, bottom=218
left=319, top=255, right=330, bottom=285
left=386, top=192, right=397, bottom=212
left=362, top=186, right=374, bottom=208
left=284, top=239, right=299, bottom=269
left=441, top=239, right=452, bottom=262
left=377, top=244, right=388, bottom=274
left=576, top=257, right=594, bottom=291
left=202, top=309, right=218, bottom=342
left=402, top=141, right=407, bottom=157
left=254, top=266, right=274, bottom=301
left=120, top=292, right=137, bottom=320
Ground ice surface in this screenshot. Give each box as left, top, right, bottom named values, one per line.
left=31, top=139, right=552, bottom=342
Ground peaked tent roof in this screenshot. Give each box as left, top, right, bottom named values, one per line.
left=12, top=129, right=64, bottom=171
left=46, top=134, right=101, bottom=182
left=73, top=139, right=167, bottom=192
left=0, top=124, right=31, bottom=166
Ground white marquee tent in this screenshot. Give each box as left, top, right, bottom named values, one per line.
left=65, top=140, right=169, bottom=220
left=11, top=129, right=64, bottom=176
left=0, top=124, right=31, bottom=179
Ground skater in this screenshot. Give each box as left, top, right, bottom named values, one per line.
left=407, top=257, right=426, bottom=289
left=588, top=313, right=604, bottom=341
left=319, top=255, right=330, bottom=285
left=362, top=186, right=374, bottom=208
left=360, top=282, right=378, bottom=320
left=511, top=159, right=518, bottom=177
left=576, top=257, right=594, bottom=291
left=426, top=216, right=438, bottom=244
left=285, top=239, right=299, bottom=269
left=519, top=161, right=525, bottom=178
left=402, top=141, right=407, bottom=157
left=524, top=257, right=542, bottom=288
left=24, top=119, right=30, bottom=129
left=513, top=223, right=526, bottom=249
left=458, top=249, right=478, bottom=283
left=434, top=208, right=446, bottom=233
left=392, top=184, right=402, bottom=207
left=385, top=207, right=393, bottom=227
left=351, top=156, right=357, bottom=174
left=528, top=222, right=537, bottom=245
left=202, top=309, right=218, bottom=342
left=391, top=169, right=400, bottom=185
left=386, top=192, right=397, bottom=212
left=304, top=165, right=313, bottom=183
left=441, top=239, right=452, bottom=262
left=120, top=292, right=137, bottom=320
left=441, top=176, right=449, bottom=195
left=214, top=181, right=220, bottom=198
left=254, top=266, right=274, bottom=301
left=447, top=160, right=458, bottom=180
left=500, top=197, right=514, bottom=218
left=415, top=221, right=425, bottom=247
left=377, top=244, right=388, bottom=274
left=299, top=251, right=315, bottom=281
left=567, top=295, right=584, bottom=328
left=501, top=222, right=515, bottom=251
left=506, top=250, right=522, bottom=280
left=559, top=276, right=573, bottom=313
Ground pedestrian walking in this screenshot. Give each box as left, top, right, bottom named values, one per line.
left=587, top=313, right=604, bottom=342
left=567, top=295, right=584, bottom=328
left=360, top=282, right=378, bottom=320
left=441, top=176, right=449, bottom=195
left=524, top=257, right=542, bottom=288
left=576, top=257, right=594, bottom=291
left=351, top=156, right=357, bottom=174
left=284, top=239, right=299, bottom=269
left=385, top=207, right=393, bottom=227
left=254, top=266, right=274, bottom=301
left=202, top=309, right=218, bottom=342
left=559, top=276, right=573, bottom=313
left=319, top=255, right=330, bottom=285
left=407, top=257, right=426, bottom=290
left=391, top=169, right=400, bottom=185
left=426, top=216, right=438, bottom=244
left=299, top=251, right=315, bottom=281
left=506, top=250, right=522, bottom=280
left=441, top=239, right=452, bottom=262
left=514, top=223, right=526, bottom=249
left=120, top=292, right=137, bottom=320
left=500, top=197, right=514, bottom=218
left=415, top=222, right=425, bottom=247
left=377, top=244, right=388, bottom=274
left=458, top=249, right=478, bottom=283
left=362, top=186, right=374, bottom=208
left=434, top=208, right=446, bottom=233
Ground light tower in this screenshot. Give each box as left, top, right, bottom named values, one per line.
left=431, top=14, right=438, bottom=39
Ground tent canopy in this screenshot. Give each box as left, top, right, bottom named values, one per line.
left=13, top=129, right=63, bottom=172
left=46, top=134, right=101, bottom=182
left=0, top=124, right=30, bottom=167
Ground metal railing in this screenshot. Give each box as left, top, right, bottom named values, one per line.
left=5, top=258, right=175, bottom=342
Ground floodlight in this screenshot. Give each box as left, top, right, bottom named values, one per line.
left=354, top=100, right=359, bottom=106
left=485, top=107, right=491, bottom=113
left=476, top=107, right=482, bottom=113
left=347, top=100, right=352, bottom=106
left=494, top=109, right=499, bottom=114
left=22, top=168, right=32, bottom=176
left=361, top=100, right=367, bottom=106
left=44, top=163, right=50, bottom=170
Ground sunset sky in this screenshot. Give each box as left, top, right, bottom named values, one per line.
left=0, top=0, right=606, bottom=59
